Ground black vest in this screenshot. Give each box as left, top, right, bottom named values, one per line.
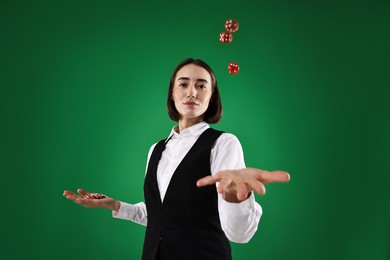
left=142, top=128, right=232, bottom=260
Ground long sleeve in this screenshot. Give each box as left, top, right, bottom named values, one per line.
left=211, top=133, right=263, bottom=243
left=112, top=202, right=148, bottom=226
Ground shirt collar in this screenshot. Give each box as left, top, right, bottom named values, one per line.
left=166, top=121, right=210, bottom=141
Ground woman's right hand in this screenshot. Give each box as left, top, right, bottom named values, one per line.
left=63, top=188, right=120, bottom=212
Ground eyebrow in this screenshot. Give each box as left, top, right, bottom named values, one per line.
left=177, top=77, right=209, bottom=83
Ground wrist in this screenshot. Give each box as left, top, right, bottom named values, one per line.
left=223, top=192, right=251, bottom=203
left=111, top=200, right=121, bottom=212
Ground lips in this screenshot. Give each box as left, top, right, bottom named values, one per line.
left=184, top=101, right=199, bottom=105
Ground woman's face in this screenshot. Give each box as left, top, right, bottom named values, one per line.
left=172, top=64, right=213, bottom=121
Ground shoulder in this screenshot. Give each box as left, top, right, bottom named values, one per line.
left=219, top=132, right=240, bottom=141
left=210, top=131, right=246, bottom=170
left=149, top=142, right=158, bottom=151
left=147, top=138, right=164, bottom=154
left=213, top=131, right=242, bottom=149
left=147, top=143, right=157, bottom=158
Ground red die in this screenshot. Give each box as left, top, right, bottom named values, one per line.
left=228, top=62, right=240, bottom=75
left=219, top=32, right=233, bottom=43
left=225, top=19, right=239, bottom=33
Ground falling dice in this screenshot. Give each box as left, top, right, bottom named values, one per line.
left=219, top=32, right=233, bottom=43
left=225, top=19, right=239, bottom=33
left=228, top=62, right=240, bottom=75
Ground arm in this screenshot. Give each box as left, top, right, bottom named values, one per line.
left=112, top=201, right=147, bottom=226
left=198, top=168, right=290, bottom=243
left=63, top=189, right=148, bottom=226
left=206, top=133, right=263, bottom=243
left=63, top=188, right=120, bottom=211
left=198, top=133, right=290, bottom=242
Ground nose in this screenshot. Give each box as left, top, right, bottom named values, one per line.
left=187, top=86, right=197, bottom=99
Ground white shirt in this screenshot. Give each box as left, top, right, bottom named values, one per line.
left=113, top=122, right=262, bottom=243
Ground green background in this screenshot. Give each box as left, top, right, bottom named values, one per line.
left=1, top=0, right=389, bottom=259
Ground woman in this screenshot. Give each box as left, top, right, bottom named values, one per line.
left=64, top=58, right=290, bottom=260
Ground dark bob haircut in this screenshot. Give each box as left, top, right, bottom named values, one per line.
left=167, top=58, right=223, bottom=124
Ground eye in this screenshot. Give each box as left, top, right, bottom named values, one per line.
left=178, top=83, right=188, bottom=88
left=196, top=84, right=206, bottom=89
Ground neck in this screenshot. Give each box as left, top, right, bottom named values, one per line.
left=177, top=117, right=203, bottom=133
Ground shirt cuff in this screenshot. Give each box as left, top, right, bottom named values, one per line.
left=112, top=201, right=129, bottom=219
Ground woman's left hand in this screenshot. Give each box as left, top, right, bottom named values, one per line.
left=196, top=168, right=290, bottom=203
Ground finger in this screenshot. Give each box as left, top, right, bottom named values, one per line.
left=77, top=188, right=89, bottom=197
left=63, top=190, right=77, bottom=197
left=265, top=171, right=290, bottom=183
left=236, top=182, right=250, bottom=201
left=251, top=169, right=290, bottom=184
left=217, top=179, right=231, bottom=194
left=63, top=190, right=83, bottom=203
left=78, top=188, right=96, bottom=199
left=197, top=175, right=221, bottom=187
left=248, top=180, right=266, bottom=195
